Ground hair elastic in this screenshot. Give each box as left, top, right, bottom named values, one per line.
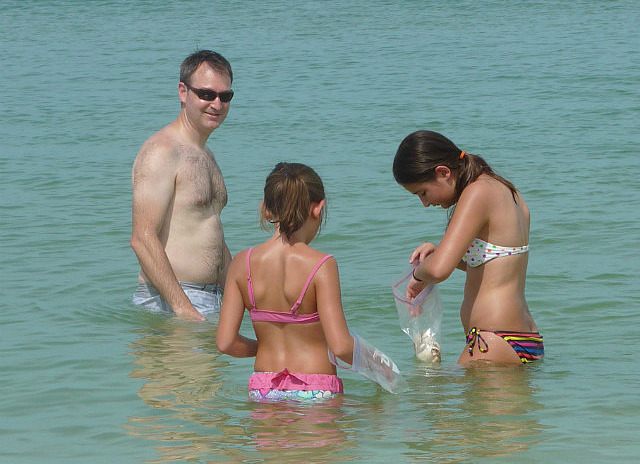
left=459, top=151, right=466, bottom=160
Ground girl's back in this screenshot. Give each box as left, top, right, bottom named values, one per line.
left=236, top=242, right=339, bottom=375
left=217, top=162, right=355, bottom=398
left=456, top=175, right=534, bottom=331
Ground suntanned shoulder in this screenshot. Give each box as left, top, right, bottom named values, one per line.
left=227, top=248, right=249, bottom=282
left=135, top=126, right=182, bottom=165
left=230, top=248, right=249, bottom=268
left=457, top=176, right=494, bottom=213
left=466, top=174, right=498, bottom=192
left=444, top=179, right=493, bottom=249
left=132, top=127, right=184, bottom=181
left=309, top=251, right=338, bottom=281
left=307, top=246, right=335, bottom=261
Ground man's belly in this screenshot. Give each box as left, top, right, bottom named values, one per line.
left=140, top=219, right=226, bottom=285
left=166, top=250, right=221, bottom=284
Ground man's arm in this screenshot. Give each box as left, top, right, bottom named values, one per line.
left=130, top=143, right=205, bottom=322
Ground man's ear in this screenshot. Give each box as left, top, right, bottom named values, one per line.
left=434, top=165, right=452, bottom=179
left=178, top=81, right=188, bottom=106
left=311, top=199, right=325, bottom=219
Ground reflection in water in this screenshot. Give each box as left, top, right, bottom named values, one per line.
left=246, top=399, right=357, bottom=462
left=128, top=320, right=225, bottom=407
left=124, top=317, right=237, bottom=462
left=405, top=363, right=546, bottom=461
left=124, top=317, right=358, bottom=462
left=123, top=315, right=546, bottom=462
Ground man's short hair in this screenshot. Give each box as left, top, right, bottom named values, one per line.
left=180, top=50, right=233, bottom=84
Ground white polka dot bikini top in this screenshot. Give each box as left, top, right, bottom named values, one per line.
left=462, top=238, right=529, bottom=268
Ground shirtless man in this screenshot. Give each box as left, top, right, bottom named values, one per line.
left=130, top=50, right=234, bottom=321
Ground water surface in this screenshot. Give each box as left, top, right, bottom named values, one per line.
left=1, top=1, right=639, bottom=462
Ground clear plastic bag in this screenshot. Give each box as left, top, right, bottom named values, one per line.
left=392, top=266, right=443, bottom=362
left=328, top=331, right=406, bottom=393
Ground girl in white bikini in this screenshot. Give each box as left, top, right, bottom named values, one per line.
left=393, top=130, right=543, bottom=365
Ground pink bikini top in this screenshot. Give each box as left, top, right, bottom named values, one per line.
left=247, top=248, right=333, bottom=324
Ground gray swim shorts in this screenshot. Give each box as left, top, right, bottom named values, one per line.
left=132, top=282, right=222, bottom=317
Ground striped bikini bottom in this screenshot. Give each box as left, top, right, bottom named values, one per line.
left=466, top=328, right=544, bottom=364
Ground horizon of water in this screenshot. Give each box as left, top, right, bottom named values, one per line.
left=1, top=1, right=639, bottom=463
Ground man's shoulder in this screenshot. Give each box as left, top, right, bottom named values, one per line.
left=134, top=125, right=192, bottom=176
left=131, top=136, right=179, bottom=186
left=138, top=126, right=181, bottom=159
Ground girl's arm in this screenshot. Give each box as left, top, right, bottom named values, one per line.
left=409, top=241, right=437, bottom=264
left=408, top=182, right=488, bottom=296
left=314, top=257, right=354, bottom=365
left=216, top=251, right=258, bottom=357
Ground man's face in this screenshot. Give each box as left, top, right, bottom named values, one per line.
left=180, top=63, right=232, bottom=133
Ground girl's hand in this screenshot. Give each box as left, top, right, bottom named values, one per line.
left=406, top=275, right=427, bottom=300
left=409, top=242, right=437, bottom=264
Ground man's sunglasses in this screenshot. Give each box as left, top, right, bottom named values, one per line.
left=183, top=82, right=234, bottom=102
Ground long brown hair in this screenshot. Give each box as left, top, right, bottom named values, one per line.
left=393, top=130, right=517, bottom=203
left=261, top=162, right=326, bottom=240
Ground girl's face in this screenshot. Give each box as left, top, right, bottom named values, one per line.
left=402, top=166, right=456, bottom=209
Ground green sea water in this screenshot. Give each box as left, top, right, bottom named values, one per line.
left=2, top=1, right=639, bottom=462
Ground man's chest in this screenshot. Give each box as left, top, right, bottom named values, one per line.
left=175, top=153, right=227, bottom=208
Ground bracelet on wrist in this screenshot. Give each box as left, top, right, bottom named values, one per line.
left=412, top=269, right=423, bottom=282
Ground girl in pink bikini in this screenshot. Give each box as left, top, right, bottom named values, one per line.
left=217, top=163, right=357, bottom=400
left=393, top=131, right=543, bottom=365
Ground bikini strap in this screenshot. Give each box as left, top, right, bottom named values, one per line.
left=246, top=248, right=256, bottom=309
left=466, top=327, right=489, bottom=355
left=290, top=254, right=334, bottom=313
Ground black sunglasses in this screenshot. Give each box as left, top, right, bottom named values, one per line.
left=183, top=82, right=234, bottom=102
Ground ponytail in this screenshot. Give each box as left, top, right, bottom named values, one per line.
left=393, top=130, right=517, bottom=204
left=456, top=153, right=517, bottom=202
left=262, top=163, right=326, bottom=240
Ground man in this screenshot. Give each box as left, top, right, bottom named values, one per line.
left=130, top=50, right=234, bottom=321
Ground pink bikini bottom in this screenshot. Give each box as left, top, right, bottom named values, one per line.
left=249, top=368, right=344, bottom=401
